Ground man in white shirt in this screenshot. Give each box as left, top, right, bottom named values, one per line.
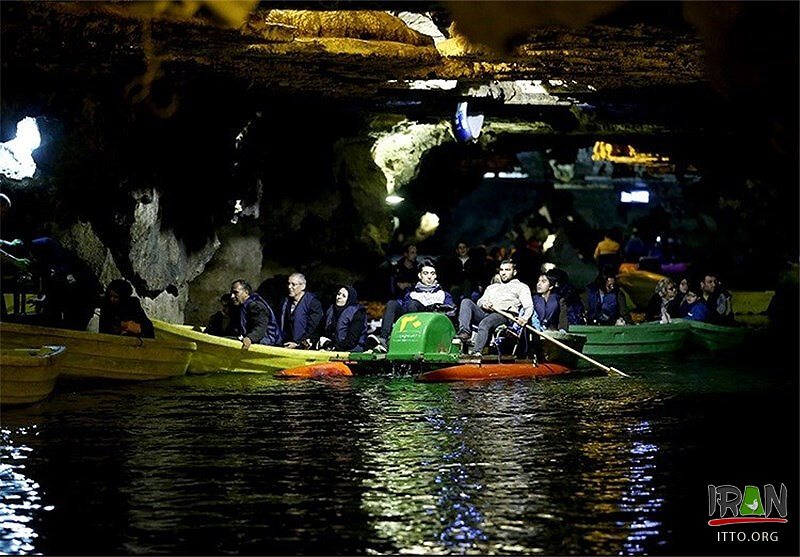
left=456, top=260, right=533, bottom=356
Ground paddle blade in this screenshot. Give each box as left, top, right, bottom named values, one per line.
left=276, top=361, right=353, bottom=378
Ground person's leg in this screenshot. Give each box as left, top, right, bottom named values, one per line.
left=380, top=300, right=403, bottom=341
left=457, top=298, right=486, bottom=334
left=474, top=313, right=508, bottom=352
left=404, top=299, right=425, bottom=313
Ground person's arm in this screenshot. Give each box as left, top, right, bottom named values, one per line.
left=245, top=301, right=270, bottom=345
left=120, top=299, right=155, bottom=338
left=299, top=296, right=324, bottom=347
left=0, top=248, right=30, bottom=270
left=557, top=297, right=569, bottom=331
left=516, top=285, right=534, bottom=324
left=339, top=307, right=366, bottom=351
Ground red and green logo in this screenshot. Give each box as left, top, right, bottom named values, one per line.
left=708, top=484, right=788, bottom=526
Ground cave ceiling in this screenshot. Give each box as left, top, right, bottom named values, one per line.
left=1, top=1, right=797, bottom=182
left=1, top=2, right=711, bottom=130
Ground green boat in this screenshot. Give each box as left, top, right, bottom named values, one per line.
left=687, top=320, right=749, bottom=351
left=343, top=312, right=587, bottom=372
left=569, top=320, right=691, bottom=355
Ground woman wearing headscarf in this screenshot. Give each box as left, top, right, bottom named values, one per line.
left=586, top=267, right=629, bottom=326
left=98, top=279, right=155, bottom=338
left=645, top=277, right=681, bottom=323
left=320, top=285, right=367, bottom=352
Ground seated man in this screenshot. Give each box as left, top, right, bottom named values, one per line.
left=205, top=293, right=237, bottom=337
left=456, top=259, right=533, bottom=357
left=369, top=260, right=454, bottom=352
left=699, top=272, right=734, bottom=324
left=230, top=279, right=282, bottom=348
left=532, top=271, right=569, bottom=331
left=279, top=272, right=324, bottom=349
left=98, top=279, right=155, bottom=338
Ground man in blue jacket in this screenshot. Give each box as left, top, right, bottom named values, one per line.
left=369, top=260, right=455, bottom=352
left=280, top=272, right=324, bottom=349
left=230, top=279, right=282, bottom=348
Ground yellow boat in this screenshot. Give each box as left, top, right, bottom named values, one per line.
left=152, top=319, right=349, bottom=374
left=0, top=322, right=196, bottom=381
left=617, top=267, right=668, bottom=309
left=1, top=345, right=66, bottom=405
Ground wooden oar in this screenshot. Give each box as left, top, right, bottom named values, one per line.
left=492, top=308, right=630, bottom=378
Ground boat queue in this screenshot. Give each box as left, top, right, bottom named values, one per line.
left=0, top=261, right=772, bottom=406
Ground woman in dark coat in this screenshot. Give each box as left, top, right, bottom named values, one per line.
left=321, top=285, right=367, bottom=352
left=98, top=279, right=155, bottom=338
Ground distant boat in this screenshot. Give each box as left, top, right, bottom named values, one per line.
left=569, top=320, right=691, bottom=355
left=1, top=345, right=65, bottom=405
left=688, top=321, right=749, bottom=351
left=0, top=322, right=196, bottom=381
left=152, top=319, right=350, bottom=374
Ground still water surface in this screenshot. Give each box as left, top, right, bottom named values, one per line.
left=1, top=349, right=797, bottom=555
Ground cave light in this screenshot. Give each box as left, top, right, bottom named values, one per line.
left=0, top=117, right=41, bottom=180
left=453, top=101, right=484, bottom=142
left=386, top=194, right=404, bottom=205
left=542, top=262, right=556, bottom=272
left=542, top=233, right=557, bottom=252
left=620, top=190, right=650, bottom=204
left=388, top=79, right=458, bottom=90
left=592, top=141, right=669, bottom=165
left=482, top=172, right=496, bottom=179
left=417, top=212, right=440, bottom=237
left=497, top=170, right=529, bottom=179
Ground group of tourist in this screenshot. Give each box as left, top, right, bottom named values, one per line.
left=2, top=193, right=737, bottom=355
left=645, top=273, right=734, bottom=324
left=205, top=274, right=368, bottom=353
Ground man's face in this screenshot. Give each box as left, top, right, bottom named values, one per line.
left=288, top=277, right=306, bottom=299
left=456, top=243, right=468, bottom=257
left=406, top=245, right=418, bottom=261
left=605, top=276, right=616, bottom=292
left=498, top=263, right=515, bottom=283
left=535, top=275, right=552, bottom=294
left=701, top=275, right=717, bottom=295
left=231, top=283, right=248, bottom=306
left=418, top=266, right=437, bottom=286
left=107, top=289, right=120, bottom=305
left=335, top=288, right=348, bottom=307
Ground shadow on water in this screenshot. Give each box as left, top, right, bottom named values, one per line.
left=1, top=346, right=797, bottom=555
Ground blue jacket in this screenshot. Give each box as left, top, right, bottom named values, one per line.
left=533, top=293, right=568, bottom=330
left=324, top=303, right=367, bottom=352
left=240, top=293, right=282, bottom=346
left=586, top=284, right=620, bottom=325
left=280, top=292, right=324, bottom=344
left=683, top=300, right=709, bottom=321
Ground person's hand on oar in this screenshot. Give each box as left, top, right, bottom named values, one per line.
left=492, top=307, right=630, bottom=378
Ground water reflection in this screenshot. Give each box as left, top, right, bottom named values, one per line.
left=620, top=421, right=664, bottom=555
left=0, top=352, right=792, bottom=555
left=0, top=426, right=51, bottom=555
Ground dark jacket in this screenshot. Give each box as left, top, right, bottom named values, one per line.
left=280, top=292, right=324, bottom=345
left=239, top=293, right=282, bottom=346
left=323, top=286, right=367, bottom=352
left=533, top=293, right=569, bottom=331
left=99, top=296, right=155, bottom=338
left=586, top=284, right=626, bottom=325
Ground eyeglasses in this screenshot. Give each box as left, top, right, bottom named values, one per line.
left=666, top=285, right=677, bottom=291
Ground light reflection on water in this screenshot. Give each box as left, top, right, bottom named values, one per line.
left=0, top=426, right=51, bottom=555
left=0, top=351, right=795, bottom=555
